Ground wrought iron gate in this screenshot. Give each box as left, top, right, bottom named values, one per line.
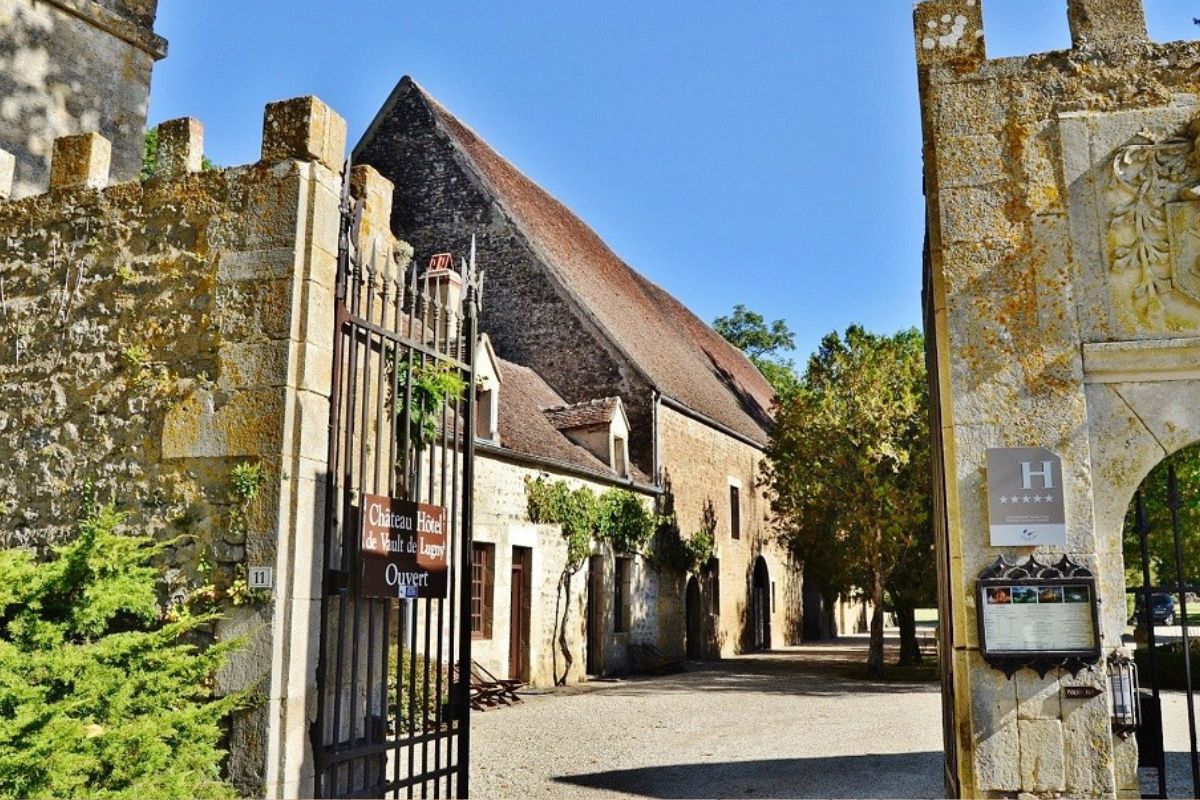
left=1131, top=464, right=1198, bottom=799
left=313, top=167, right=477, bottom=798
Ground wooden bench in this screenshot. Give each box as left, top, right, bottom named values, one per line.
left=459, top=661, right=524, bottom=711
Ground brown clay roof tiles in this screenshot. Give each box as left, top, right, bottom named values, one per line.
left=406, top=80, right=776, bottom=446
left=542, top=397, right=619, bottom=431
left=493, top=358, right=619, bottom=476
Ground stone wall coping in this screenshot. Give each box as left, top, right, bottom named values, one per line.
left=1083, top=337, right=1200, bottom=382
left=41, top=0, right=167, bottom=59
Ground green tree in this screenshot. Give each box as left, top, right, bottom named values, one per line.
left=713, top=304, right=800, bottom=400
left=1123, top=443, right=1200, bottom=617
left=0, top=504, right=241, bottom=799
left=141, top=129, right=216, bottom=180
left=764, top=326, right=933, bottom=676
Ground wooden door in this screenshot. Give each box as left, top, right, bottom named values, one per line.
left=586, top=555, right=604, bottom=675
left=508, top=547, right=531, bottom=681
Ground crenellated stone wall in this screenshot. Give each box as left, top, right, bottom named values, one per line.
left=0, top=96, right=376, bottom=799
left=918, top=1, right=1200, bottom=796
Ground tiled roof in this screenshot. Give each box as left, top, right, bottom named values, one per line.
left=494, top=358, right=650, bottom=482
left=400, top=79, right=775, bottom=446
left=543, top=397, right=619, bottom=431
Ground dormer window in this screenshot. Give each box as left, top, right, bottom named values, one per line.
left=476, top=387, right=496, bottom=441
left=613, top=436, right=628, bottom=477
left=473, top=334, right=502, bottom=444
left=543, top=396, right=632, bottom=477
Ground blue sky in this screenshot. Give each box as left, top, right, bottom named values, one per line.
left=148, top=1, right=1198, bottom=362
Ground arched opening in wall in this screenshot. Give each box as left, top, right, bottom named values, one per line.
left=685, top=575, right=702, bottom=660
left=980, top=0, right=1071, bottom=58
left=1122, top=442, right=1200, bottom=799
left=750, top=556, right=771, bottom=652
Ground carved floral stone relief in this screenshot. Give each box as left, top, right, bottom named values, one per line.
left=1105, top=120, right=1200, bottom=333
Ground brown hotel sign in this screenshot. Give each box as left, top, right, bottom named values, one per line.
left=360, top=494, right=449, bottom=599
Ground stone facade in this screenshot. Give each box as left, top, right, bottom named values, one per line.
left=470, top=453, right=660, bottom=686
left=0, top=97, right=361, bottom=799
left=355, top=77, right=803, bottom=664
left=658, top=403, right=800, bottom=656
left=918, top=1, right=1200, bottom=796
left=352, top=84, right=655, bottom=469
left=0, top=0, right=166, bottom=198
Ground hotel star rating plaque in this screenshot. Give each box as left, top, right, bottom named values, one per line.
left=986, top=447, right=1066, bottom=546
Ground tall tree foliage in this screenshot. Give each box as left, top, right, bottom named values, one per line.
left=764, top=326, right=933, bottom=676
left=0, top=504, right=240, bottom=799
left=1123, top=443, right=1200, bottom=602
left=713, top=304, right=800, bottom=401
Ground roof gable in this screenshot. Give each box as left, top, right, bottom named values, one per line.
left=360, top=78, right=776, bottom=446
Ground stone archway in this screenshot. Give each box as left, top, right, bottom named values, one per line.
left=751, top=556, right=772, bottom=652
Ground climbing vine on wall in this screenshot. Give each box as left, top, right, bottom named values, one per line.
left=649, top=499, right=717, bottom=575
left=524, top=478, right=655, bottom=684
left=401, top=360, right=467, bottom=449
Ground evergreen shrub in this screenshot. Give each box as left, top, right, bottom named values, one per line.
left=0, top=504, right=241, bottom=799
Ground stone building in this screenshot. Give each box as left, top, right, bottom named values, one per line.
left=356, top=77, right=803, bottom=660
left=919, top=0, right=1200, bottom=796
left=466, top=334, right=661, bottom=686
left=0, top=10, right=805, bottom=794
left=0, top=0, right=166, bottom=198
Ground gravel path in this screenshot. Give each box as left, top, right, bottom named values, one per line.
left=471, top=637, right=944, bottom=799
left=471, top=636, right=1200, bottom=799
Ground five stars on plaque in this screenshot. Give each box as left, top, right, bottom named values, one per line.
left=999, top=495, right=1055, bottom=504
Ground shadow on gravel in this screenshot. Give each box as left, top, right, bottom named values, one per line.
left=555, top=753, right=944, bottom=799
left=596, top=654, right=940, bottom=699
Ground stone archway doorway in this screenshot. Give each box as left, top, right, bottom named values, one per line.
left=1120, top=444, right=1200, bottom=798
left=751, top=556, right=772, bottom=651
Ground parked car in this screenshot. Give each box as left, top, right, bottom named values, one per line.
left=1131, top=593, right=1177, bottom=626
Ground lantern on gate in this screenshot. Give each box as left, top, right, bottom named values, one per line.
left=1108, top=649, right=1141, bottom=737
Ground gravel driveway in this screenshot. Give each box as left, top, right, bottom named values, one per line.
left=470, top=638, right=944, bottom=799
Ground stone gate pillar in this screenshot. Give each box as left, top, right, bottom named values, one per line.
left=919, top=1, right=1200, bottom=797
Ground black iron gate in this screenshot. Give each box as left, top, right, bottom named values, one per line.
left=1131, top=464, right=1198, bottom=799
left=313, top=167, right=477, bottom=798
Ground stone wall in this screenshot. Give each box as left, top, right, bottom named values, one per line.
left=0, top=0, right=166, bottom=198
left=0, top=97, right=359, bottom=799
left=657, top=403, right=801, bottom=657
left=918, top=1, right=1200, bottom=796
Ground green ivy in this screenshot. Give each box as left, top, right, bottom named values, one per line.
left=524, top=478, right=656, bottom=684
left=649, top=509, right=716, bottom=575
left=398, top=360, right=468, bottom=451
left=596, top=490, right=656, bottom=556
left=0, top=504, right=242, bottom=799
left=525, top=478, right=597, bottom=569
left=525, top=479, right=655, bottom=560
